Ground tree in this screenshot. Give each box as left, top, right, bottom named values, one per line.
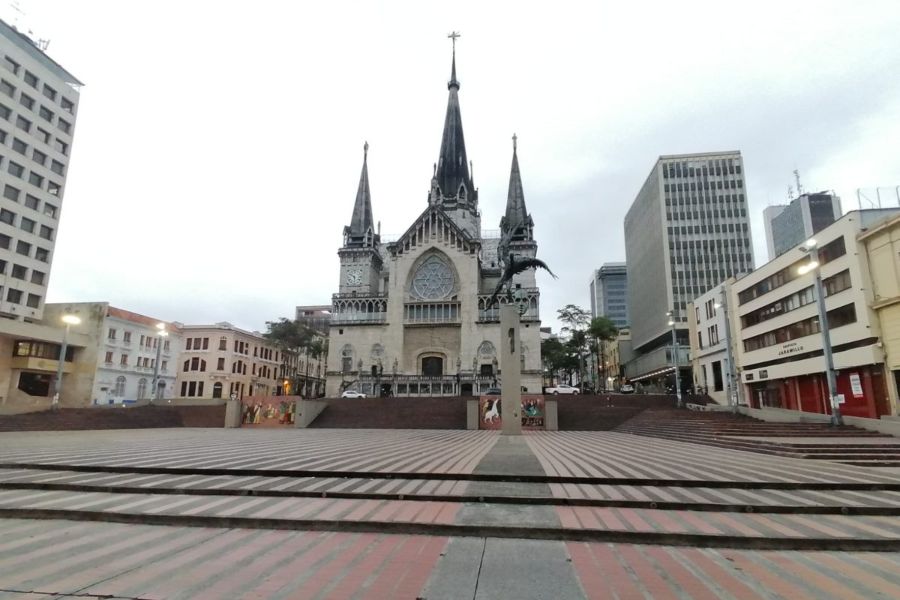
left=264, top=318, right=314, bottom=397
left=557, top=304, right=591, bottom=386
left=305, top=338, right=327, bottom=397
left=540, top=337, right=567, bottom=387
left=587, top=317, right=619, bottom=389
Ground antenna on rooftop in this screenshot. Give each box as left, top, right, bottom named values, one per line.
left=793, top=169, right=804, bottom=196
left=787, top=185, right=794, bottom=200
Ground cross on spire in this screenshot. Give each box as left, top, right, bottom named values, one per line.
left=448, top=31, right=460, bottom=49
left=512, top=133, right=517, bottom=152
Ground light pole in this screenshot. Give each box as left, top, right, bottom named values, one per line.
left=715, top=289, right=739, bottom=414
left=799, top=239, right=843, bottom=426
left=667, top=310, right=683, bottom=408
left=150, top=322, right=168, bottom=404
left=53, top=314, right=81, bottom=410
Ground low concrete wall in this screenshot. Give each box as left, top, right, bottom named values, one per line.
left=224, top=399, right=241, bottom=428
left=545, top=399, right=558, bottom=431
left=739, top=406, right=900, bottom=437
left=466, top=399, right=479, bottom=430
left=295, top=399, right=329, bottom=428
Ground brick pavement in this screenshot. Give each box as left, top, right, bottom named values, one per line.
left=1, top=427, right=899, bottom=598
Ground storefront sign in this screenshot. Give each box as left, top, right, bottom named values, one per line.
left=849, top=373, right=864, bottom=398
left=479, top=395, right=544, bottom=430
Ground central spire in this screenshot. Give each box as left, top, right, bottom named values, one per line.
left=435, top=31, right=474, bottom=206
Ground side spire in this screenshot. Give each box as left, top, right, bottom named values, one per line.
left=435, top=32, right=475, bottom=206
left=344, top=141, right=378, bottom=248
left=500, top=133, right=533, bottom=241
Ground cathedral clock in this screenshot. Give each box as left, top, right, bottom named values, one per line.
left=345, top=268, right=362, bottom=286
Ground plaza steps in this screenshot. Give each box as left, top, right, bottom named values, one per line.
left=554, top=394, right=702, bottom=431
left=616, top=409, right=900, bottom=466
left=309, top=397, right=468, bottom=429
left=0, top=405, right=226, bottom=432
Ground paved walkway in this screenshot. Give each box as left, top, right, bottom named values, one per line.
left=1, top=428, right=900, bottom=598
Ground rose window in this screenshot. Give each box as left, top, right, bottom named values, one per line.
left=411, top=256, right=455, bottom=300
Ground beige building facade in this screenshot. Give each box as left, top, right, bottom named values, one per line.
left=858, top=213, right=900, bottom=414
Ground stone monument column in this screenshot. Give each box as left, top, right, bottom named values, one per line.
left=500, top=304, right=522, bottom=435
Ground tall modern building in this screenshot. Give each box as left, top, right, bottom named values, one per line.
left=0, top=19, right=81, bottom=321
left=588, top=262, right=628, bottom=327
left=624, top=151, right=754, bottom=389
left=763, top=191, right=842, bottom=261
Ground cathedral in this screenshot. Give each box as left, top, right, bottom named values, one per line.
left=325, top=43, right=544, bottom=398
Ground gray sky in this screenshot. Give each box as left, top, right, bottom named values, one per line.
left=7, top=0, right=900, bottom=332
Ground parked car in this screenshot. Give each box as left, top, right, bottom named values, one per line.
left=340, top=390, right=367, bottom=399
left=545, top=384, right=580, bottom=395
left=620, top=384, right=635, bottom=394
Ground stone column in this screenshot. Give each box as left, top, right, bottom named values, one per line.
left=500, top=304, right=522, bottom=435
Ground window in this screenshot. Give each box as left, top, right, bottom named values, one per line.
left=42, top=84, right=56, bottom=101
left=183, top=359, right=189, bottom=372
left=114, top=376, right=126, bottom=397
left=104, top=351, right=113, bottom=364
left=3, top=185, right=19, bottom=201
left=212, top=382, right=223, bottom=399
left=57, top=119, right=70, bottom=134
left=0, top=234, right=9, bottom=249
left=202, top=337, right=209, bottom=350
left=53, top=138, right=67, bottom=154
left=38, top=225, right=52, bottom=240
left=38, top=106, right=53, bottom=122
left=30, top=270, right=44, bottom=285
left=163, top=339, right=170, bottom=351
left=25, top=293, right=39, bottom=308
left=19, top=217, right=34, bottom=233
left=0, top=79, right=14, bottom=97
left=25, top=194, right=39, bottom=210
left=108, top=328, right=117, bottom=340
left=120, top=354, right=128, bottom=366
left=43, top=203, right=56, bottom=218
left=14, top=115, right=30, bottom=132
left=12, top=138, right=26, bottom=154
left=11, top=264, right=26, bottom=279
left=217, top=357, right=225, bottom=370
left=0, top=104, right=10, bottom=120
left=186, top=338, right=193, bottom=350
left=47, top=181, right=60, bottom=196
left=24, top=71, right=37, bottom=88
left=743, top=303, right=858, bottom=352
left=0, top=208, right=15, bottom=224
left=0, top=259, right=6, bottom=273
left=6, top=288, right=21, bottom=304
left=137, top=378, right=147, bottom=400
left=15, top=240, right=30, bottom=255
left=123, top=331, right=131, bottom=343
left=35, top=247, right=48, bottom=261
left=0, top=129, right=5, bottom=143
left=28, top=172, right=43, bottom=187
left=32, top=149, right=46, bottom=165
left=7, top=161, right=23, bottom=177
left=3, top=57, right=19, bottom=75
left=61, top=97, right=74, bottom=114
left=18, top=93, right=33, bottom=110
left=161, top=360, right=167, bottom=372
left=36, top=127, right=50, bottom=144
left=219, top=337, right=227, bottom=350
left=50, top=160, right=64, bottom=175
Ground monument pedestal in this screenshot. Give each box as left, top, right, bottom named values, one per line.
left=500, top=304, right=522, bottom=435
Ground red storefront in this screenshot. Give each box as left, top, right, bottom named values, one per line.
left=747, top=365, right=890, bottom=419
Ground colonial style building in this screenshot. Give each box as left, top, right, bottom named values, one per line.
left=325, top=46, right=544, bottom=397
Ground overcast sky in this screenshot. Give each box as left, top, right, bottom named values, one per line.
left=6, top=0, right=900, bottom=333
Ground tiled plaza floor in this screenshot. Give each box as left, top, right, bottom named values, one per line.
left=1, top=427, right=899, bottom=598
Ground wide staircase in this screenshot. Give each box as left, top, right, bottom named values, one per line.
left=616, top=408, right=900, bottom=466
left=555, top=394, right=687, bottom=430
left=309, top=397, right=468, bottom=429
left=0, top=405, right=226, bottom=432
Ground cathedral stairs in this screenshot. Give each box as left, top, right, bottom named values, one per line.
left=615, top=409, right=900, bottom=466
left=308, top=397, right=468, bottom=429
left=0, top=405, right=226, bottom=432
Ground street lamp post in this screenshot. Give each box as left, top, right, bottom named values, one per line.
left=53, top=314, right=81, bottom=410
left=150, top=323, right=168, bottom=404
left=800, top=239, right=843, bottom=426
left=715, top=289, right=740, bottom=414
left=667, top=310, right=683, bottom=408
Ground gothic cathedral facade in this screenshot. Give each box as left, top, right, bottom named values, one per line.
left=325, top=47, right=544, bottom=397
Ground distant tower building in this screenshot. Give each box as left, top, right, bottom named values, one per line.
left=763, top=191, right=842, bottom=261
left=0, top=19, right=82, bottom=321
left=588, top=263, right=628, bottom=328
left=295, top=305, right=332, bottom=334
left=624, top=151, right=754, bottom=390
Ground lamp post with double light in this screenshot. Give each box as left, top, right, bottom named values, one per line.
left=799, top=238, right=843, bottom=426
left=714, top=289, right=740, bottom=414
left=667, top=310, right=683, bottom=408
left=53, top=314, right=81, bottom=410
left=150, top=323, right=168, bottom=404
